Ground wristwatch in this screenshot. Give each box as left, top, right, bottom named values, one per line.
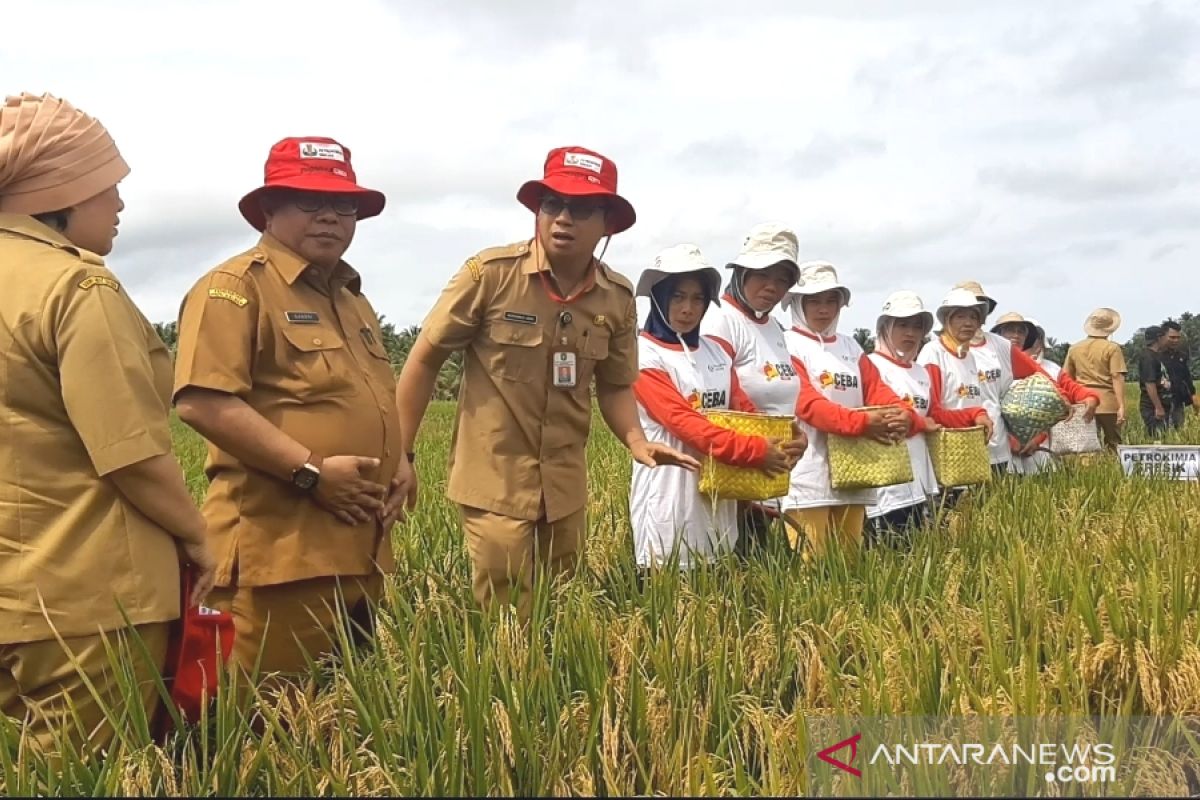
left=291, top=453, right=322, bottom=491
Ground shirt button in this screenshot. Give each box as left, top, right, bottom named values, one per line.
left=313, top=338, right=323, bottom=346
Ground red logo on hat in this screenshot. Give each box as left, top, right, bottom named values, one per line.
left=237, top=136, right=386, bottom=231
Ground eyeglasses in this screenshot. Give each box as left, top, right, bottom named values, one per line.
left=539, top=194, right=607, bottom=221
left=291, top=192, right=359, bottom=216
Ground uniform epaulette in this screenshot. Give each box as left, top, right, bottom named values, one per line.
left=599, top=262, right=635, bottom=295
left=477, top=241, right=531, bottom=264
left=211, top=246, right=269, bottom=278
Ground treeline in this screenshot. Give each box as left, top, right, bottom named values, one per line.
left=151, top=311, right=1200, bottom=396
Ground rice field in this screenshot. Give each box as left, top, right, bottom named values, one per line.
left=2, top=388, right=1199, bottom=796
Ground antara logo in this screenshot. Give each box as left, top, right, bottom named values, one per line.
left=763, top=362, right=798, bottom=381
left=818, top=371, right=860, bottom=390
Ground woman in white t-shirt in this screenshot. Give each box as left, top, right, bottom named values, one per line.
left=865, top=292, right=992, bottom=547
left=631, top=244, right=806, bottom=574
left=781, top=262, right=919, bottom=561
left=699, top=223, right=803, bottom=547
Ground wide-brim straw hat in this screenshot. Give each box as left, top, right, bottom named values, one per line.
left=990, top=311, right=1038, bottom=350
left=953, top=279, right=997, bottom=316
left=1084, top=307, right=1122, bottom=338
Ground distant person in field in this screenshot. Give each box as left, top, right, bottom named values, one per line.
left=781, top=262, right=919, bottom=560
left=0, top=93, right=214, bottom=752
left=865, top=292, right=991, bottom=547
left=1160, top=321, right=1196, bottom=430
left=173, top=137, right=409, bottom=677
left=935, top=281, right=1066, bottom=474
left=1137, top=325, right=1171, bottom=439
left=699, top=223, right=803, bottom=551
left=630, top=245, right=805, bottom=573
left=1002, top=316, right=1099, bottom=474
left=1063, top=308, right=1127, bottom=451
left=395, top=146, right=697, bottom=621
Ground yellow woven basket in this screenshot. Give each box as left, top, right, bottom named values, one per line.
left=697, top=410, right=793, bottom=501
left=827, top=407, right=914, bottom=489
left=926, top=425, right=991, bottom=487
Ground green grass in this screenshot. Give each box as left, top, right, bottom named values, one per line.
left=3, top=387, right=1199, bottom=796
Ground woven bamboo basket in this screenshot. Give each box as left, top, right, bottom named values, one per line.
left=827, top=406, right=914, bottom=489
left=926, top=425, right=991, bottom=487
left=1001, top=373, right=1069, bottom=447
left=697, top=410, right=793, bottom=501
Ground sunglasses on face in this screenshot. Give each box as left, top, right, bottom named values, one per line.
left=539, top=194, right=607, bottom=221
left=291, top=192, right=359, bottom=216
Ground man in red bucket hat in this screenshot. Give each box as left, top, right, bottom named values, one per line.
left=394, top=146, right=698, bottom=621
left=172, top=137, right=410, bottom=678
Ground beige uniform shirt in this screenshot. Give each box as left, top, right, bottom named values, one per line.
left=1064, top=337, right=1128, bottom=413
left=420, top=238, right=638, bottom=522
left=0, top=214, right=180, bottom=643
left=174, top=234, right=402, bottom=587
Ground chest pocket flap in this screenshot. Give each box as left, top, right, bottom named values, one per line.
left=484, top=320, right=544, bottom=382
left=279, top=326, right=355, bottom=397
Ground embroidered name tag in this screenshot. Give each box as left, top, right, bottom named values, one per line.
left=78, top=276, right=120, bottom=292
left=503, top=312, right=538, bottom=325
left=285, top=311, right=320, bottom=324
left=208, top=288, right=248, bottom=306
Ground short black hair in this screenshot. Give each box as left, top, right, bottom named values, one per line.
left=32, top=209, right=71, bottom=231
left=1162, top=320, right=1182, bottom=333
left=1145, top=325, right=1164, bottom=343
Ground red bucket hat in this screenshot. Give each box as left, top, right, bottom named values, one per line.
left=516, top=146, right=636, bottom=234
left=238, top=136, right=386, bottom=231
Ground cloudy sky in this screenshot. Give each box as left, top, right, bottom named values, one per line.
left=5, top=0, right=1198, bottom=344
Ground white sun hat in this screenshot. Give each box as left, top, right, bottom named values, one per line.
left=936, top=288, right=990, bottom=326
left=727, top=222, right=800, bottom=274
left=876, top=290, right=933, bottom=336
left=635, top=243, right=722, bottom=303
left=781, top=260, right=852, bottom=312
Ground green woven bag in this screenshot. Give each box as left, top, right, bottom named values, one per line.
left=827, top=406, right=914, bottom=489
left=1001, top=373, right=1068, bottom=447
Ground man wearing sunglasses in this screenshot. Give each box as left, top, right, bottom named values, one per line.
left=396, top=146, right=698, bottom=622
left=172, top=137, right=409, bottom=677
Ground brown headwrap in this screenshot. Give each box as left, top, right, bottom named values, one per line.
left=0, top=92, right=129, bottom=215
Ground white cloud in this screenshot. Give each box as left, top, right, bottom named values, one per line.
left=3, top=0, right=1198, bottom=347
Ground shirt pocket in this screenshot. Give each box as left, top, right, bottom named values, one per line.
left=576, top=326, right=611, bottom=390
left=279, top=326, right=358, bottom=398
left=482, top=321, right=544, bottom=383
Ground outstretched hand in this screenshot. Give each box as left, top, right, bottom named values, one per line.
left=630, top=440, right=700, bottom=471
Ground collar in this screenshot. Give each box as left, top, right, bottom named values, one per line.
left=257, top=233, right=362, bottom=294
left=790, top=325, right=838, bottom=344
left=0, top=212, right=105, bottom=264
left=721, top=292, right=772, bottom=325
left=640, top=330, right=690, bottom=352
left=872, top=351, right=913, bottom=368
left=939, top=333, right=970, bottom=359
left=521, top=236, right=606, bottom=294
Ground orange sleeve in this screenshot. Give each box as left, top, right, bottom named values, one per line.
left=926, top=363, right=989, bottom=428
left=729, top=370, right=759, bottom=413
left=708, top=335, right=735, bottom=358
left=633, top=368, right=768, bottom=467
left=1057, top=371, right=1099, bottom=405
left=861, top=355, right=926, bottom=434
left=792, top=357, right=867, bottom=436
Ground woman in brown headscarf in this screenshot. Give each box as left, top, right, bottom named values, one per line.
left=0, top=93, right=215, bottom=754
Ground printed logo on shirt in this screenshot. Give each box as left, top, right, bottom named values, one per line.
left=901, top=393, right=930, bottom=411
left=818, top=370, right=860, bottom=391
left=687, top=389, right=727, bottom=410
left=763, top=361, right=797, bottom=381
left=977, top=368, right=1002, bottom=383
left=957, top=384, right=983, bottom=399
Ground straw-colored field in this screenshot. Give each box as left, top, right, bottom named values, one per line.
left=2, top=388, right=1198, bottom=795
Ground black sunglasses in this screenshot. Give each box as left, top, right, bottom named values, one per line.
left=539, top=194, right=607, bottom=221
left=291, top=192, right=359, bottom=216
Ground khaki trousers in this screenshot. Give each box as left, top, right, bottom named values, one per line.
left=0, top=623, right=169, bottom=754
left=208, top=573, right=383, bottom=677
left=784, top=505, right=867, bottom=561
left=461, top=505, right=587, bottom=620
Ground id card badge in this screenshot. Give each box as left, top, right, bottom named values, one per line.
left=553, top=351, right=578, bottom=388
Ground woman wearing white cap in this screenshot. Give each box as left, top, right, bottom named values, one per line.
left=780, top=262, right=919, bottom=559
left=631, top=245, right=806, bottom=572
left=699, top=223, right=803, bottom=545
left=865, top=292, right=992, bottom=545
left=924, top=283, right=1065, bottom=473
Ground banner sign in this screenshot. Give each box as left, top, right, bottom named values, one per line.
left=1117, top=445, right=1200, bottom=480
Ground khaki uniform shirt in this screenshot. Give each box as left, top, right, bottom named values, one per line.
left=174, top=234, right=402, bottom=587
left=0, top=214, right=180, bottom=644
left=1064, top=337, right=1128, bottom=414
left=421, top=238, right=638, bottom=522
